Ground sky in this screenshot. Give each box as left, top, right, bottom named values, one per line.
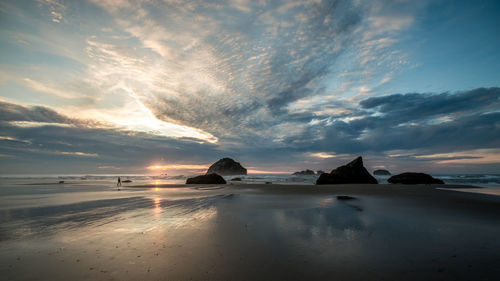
left=1, top=0, right=499, bottom=175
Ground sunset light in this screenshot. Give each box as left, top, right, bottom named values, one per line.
left=1, top=1, right=499, bottom=280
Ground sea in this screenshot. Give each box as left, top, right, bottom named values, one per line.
left=1, top=173, right=499, bottom=187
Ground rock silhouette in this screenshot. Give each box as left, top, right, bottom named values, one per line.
left=316, top=156, right=378, bottom=185
left=206, top=158, right=247, bottom=176
left=293, top=169, right=316, bottom=175
left=388, top=173, right=444, bottom=184
left=186, top=173, right=227, bottom=184
left=373, top=169, right=391, bottom=175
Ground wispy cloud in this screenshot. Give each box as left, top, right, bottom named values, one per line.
left=148, top=164, right=210, bottom=170
left=36, top=0, right=67, bottom=23
left=1, top=0, right=499, bottom=174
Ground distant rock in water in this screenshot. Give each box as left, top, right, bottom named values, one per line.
left=388, top=173, right=444, bottom=184
left=186, top=173, right=226, bottom=184
left=230, top=177, right=242, bottom=181
left=206, top=158, right=247, bottom=176
left=316, top=156, right=378, bottom=185
left=337, top=195, right=356, bottom=200
left=122, top=180, right=132, bottom=183
left=316, top=170, right=325, bottom=175
left=373, top=169, right=391, bottom=176
left=293, top=169, right=316, bottom=175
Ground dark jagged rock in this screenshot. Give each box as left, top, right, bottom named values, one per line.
left=388, top=173, right=444, bottom=184
left=186, top=173, right=226, bottom=184
left=316, top=170, right=325, bottom=175
left=373, top=169, right=391, bottom=176
left=316, top=156, right=378, bottom=185
left=230, top=177, right=242, bottom=181
left=206, top=158, right=247, bottom=176
left=293, top=169, right=316, bottom=175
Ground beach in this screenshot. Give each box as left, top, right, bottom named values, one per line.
left=1, top=180, right=500, bottom=281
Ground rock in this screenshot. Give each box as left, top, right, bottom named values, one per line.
left=230, top=177, right=242, bottom=181
left=122, top=180, right=132, bottom=183
left=388, top=173, right=444, bottom=184
left=316, top=156, right=378, bottom=185
left=373, top=169, right=391, bottom=176
left=336, top=195, right=355, bottom=200
left=58, top=181, right=64, bottom=184
left=316, top=170, right=325, bottom=175
left=206, top=158, right=247, bottom=176
left=186, top=173, right=227, bottom=184
left=293, top=169, right=316, bottom=175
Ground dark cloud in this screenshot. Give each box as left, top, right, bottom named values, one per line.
left=0, top=101, right=71, bottom=123
left=0, top=101, right=109, bottom=128
left=276, top=88, right=500, bottom=157
left=360, top=87, right=500, bottom=122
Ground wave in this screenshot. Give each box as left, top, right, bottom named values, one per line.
left=1, top=173, right=499, bottom=186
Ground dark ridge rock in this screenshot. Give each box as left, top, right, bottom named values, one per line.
left=230, top=177, right=242, bottom=181
left=293, top=169, right=316, bottom=175
left=316, top=156, right=378, bottom=185
left=336, top=195, right=356, bottom=200
left=122, top=180, right=132, bottom=183
left=388, top=173, right=444, bottom=184
left=186, top=173, right=226, bottom=184
left=316, top=170, right=325, bottom=175
left=206, top=158, right=247, bottom=176
left=373, top=169, right=391, bottom=176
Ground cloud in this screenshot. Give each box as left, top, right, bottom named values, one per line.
left=36, top=0, right=67, bottom=23
left=87, top=0, right=366, bottom=140
left=310, top=88, right=500, bottom=155
left=359, top=87, right=500, bottom=120
left=0, top=101, right=108, bottom=128
left=0, top=100, right=223, bottom=173
left=308, top=152, right=337, bottom=159
left=2, top=0, right=498, bottom=174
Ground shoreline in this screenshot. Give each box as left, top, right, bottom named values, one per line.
left=1, top=182, right=500, bottom=280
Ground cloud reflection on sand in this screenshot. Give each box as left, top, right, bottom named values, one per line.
left=0, top=194, right=222, bottom=241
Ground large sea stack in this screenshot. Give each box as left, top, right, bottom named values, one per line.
left=316, top=156, right=378, bottom=185
left=388, top=173, right=444, bottom=184
left=206, top=158, right=247, bottom=176
left=186, top=173, right=227, bottom=184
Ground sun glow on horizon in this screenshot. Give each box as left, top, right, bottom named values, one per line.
left=247, top=169, right=290, bottom=174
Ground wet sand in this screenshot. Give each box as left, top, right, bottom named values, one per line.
left=1, top=183, right=500, bottom=280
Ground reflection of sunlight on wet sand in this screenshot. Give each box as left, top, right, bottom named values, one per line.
left=319, top=197, right=336, bottom=207
left=153, top=197, right=161, bottom=218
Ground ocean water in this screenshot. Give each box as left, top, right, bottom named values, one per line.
left=1, top=173, right=499, bottom=188
left=2, top=173, right=499, bottom=199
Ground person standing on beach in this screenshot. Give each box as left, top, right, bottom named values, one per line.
left=117, top=177, right=122, bottom=188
